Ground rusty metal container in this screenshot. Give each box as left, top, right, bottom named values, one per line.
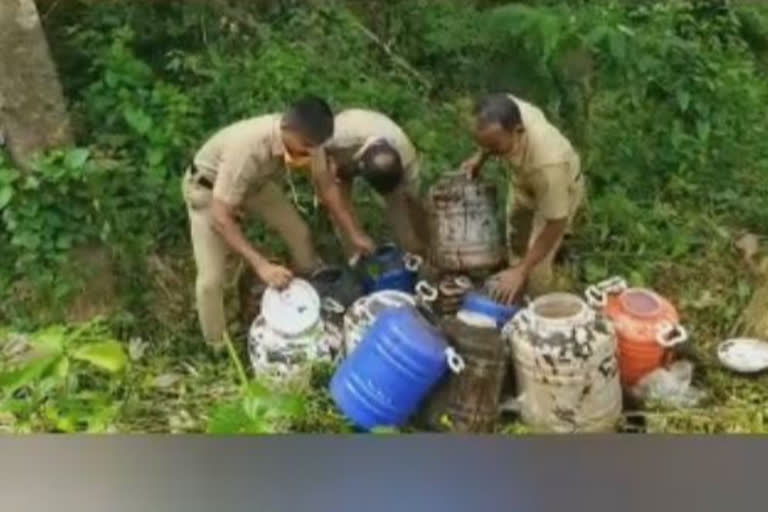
left=419, top=317, right=508, bottom=433
left=435, top=275, right=474, bottom=316
left=427, top=173, right=504, bottom=273
left=503, top=292, right=622, bottom=433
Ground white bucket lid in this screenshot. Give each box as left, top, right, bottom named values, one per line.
left=717, top=338, right=768, bottom=374
left=261, top=278, right=321, bottom=336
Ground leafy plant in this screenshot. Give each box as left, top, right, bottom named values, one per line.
left=207, top=381, right=307, bottom=434
left=0, top=320, right=128, bottom=432
left=205, top=333, right=308, bottom=434
left=1, top=0, right=768, bottom=433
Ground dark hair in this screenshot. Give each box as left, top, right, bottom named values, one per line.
left=359, top=142, right=404, bottom=195
left=283, top=95, right=334, bottom=145
left=474, top=93, right=522, bottom=132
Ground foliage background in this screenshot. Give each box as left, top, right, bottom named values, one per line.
left=2, top=0, right=768, bottom=433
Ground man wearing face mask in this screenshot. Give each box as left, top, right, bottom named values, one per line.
left=461, top=93, right=584, bottom=304
left=323, top=108, right=429, bottom=258
left=183, top=96, right=375, bottom=347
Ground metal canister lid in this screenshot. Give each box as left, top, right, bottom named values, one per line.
left=261, top=278, right=321, bottom=336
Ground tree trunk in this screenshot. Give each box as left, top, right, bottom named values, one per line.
left=0, top=0, right=73, bottom=167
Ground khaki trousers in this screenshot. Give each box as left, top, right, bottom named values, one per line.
left=506, top=163, right=585, bottom=297
left=183, top=171, right=319, bottom=344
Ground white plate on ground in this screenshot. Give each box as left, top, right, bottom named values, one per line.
left=717, top=338, right=768, bottom=374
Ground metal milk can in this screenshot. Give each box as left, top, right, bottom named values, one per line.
left=419, top=317, right=508, bottom=433
left=502, top=292, right=622, bottom=433
left=247, top=279, right=342, bottom=387
left=427, top=173, right=504, bottom=273
left=434, top=275, right=474, bottom=316
left=342, top=281, right=438, bottom=358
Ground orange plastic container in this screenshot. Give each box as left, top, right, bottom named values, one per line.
left=586, top=277, right=688, bottom=389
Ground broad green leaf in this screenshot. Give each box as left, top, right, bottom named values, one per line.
left=0, top=186, right=12, bottom=209
left=56, top=416, right=77, bottom=433
left=207, top=402, right=258, bottom=434
left=148, top=148, right=165, bottom=166
left=31, top=326, right=67, bottom=354
left=0, top=354, right=62, bottom=395
left=123, top=108, right=153, bottom=135
left=10, top=232, right=40, bottom=250
left=65, top=148, right=91, bottom=169
left=54, top=356, right=70, bottom=379
left=72, top=341, right=128, bottom=373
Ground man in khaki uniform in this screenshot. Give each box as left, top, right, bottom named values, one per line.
left=183, top=96, right=374, bottom=347
left=461, top=93, right=584, bottom=302
left=323, top=108, right=429, bottom=257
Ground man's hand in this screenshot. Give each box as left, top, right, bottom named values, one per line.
left=491, top=265, right=528, bottom=305
left=350, top=232, right=376, bottom=257
left=255, top=260, right=293, bottom=289
left=460, top=152, right=485, bottom=180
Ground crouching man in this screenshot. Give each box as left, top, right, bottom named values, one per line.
left=461, top=93, right=584, bottom=303
left=323, top=108, right=430, bottom=258
left=183, top=96, right=374, bottom=348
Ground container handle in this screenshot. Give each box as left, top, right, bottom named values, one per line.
left=454, top=275, right=473, bottom=289
left=516, top=309, right=533, bottom=330
left=596, top=276, right=628, bottom=294
left=585, top=285, right=607, bottom=309
left=415, top=280, right=439, bottom=303
left=445, top=347, right=466, bottom=374
left=656, top=322, right=688, bottom=348
left=321, top=297, right=345, bottom=315
left=501, top=319, right=516, bottom=340
left=404, top=253, right=423, bottom=272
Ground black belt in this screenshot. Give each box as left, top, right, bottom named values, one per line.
left=190, top=163, right=213, bottom=190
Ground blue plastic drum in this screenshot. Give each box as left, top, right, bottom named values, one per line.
left=357, top=244, right=422, bottom=294
left=330, top=305, right=463, bottom=430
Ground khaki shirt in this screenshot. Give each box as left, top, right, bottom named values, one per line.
left=193, top=114, right=295, bottom=206
left=505, top=95, right=582, bottom=220
left=326, top=109, right=419, bottom=190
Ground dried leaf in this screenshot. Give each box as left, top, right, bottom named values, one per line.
left=128, top=338, right=148, bottom=361
left=736, top=233, right=760, bottom=264
left=152, top=373, right=182, bottom=389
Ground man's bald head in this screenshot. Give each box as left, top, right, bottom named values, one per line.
left=358, top=141, right=404, bottom=195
